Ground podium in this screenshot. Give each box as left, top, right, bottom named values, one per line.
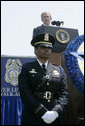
left=43, top=26, right=79, bottom=53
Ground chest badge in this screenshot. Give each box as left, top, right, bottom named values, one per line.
left=52, top=70, right=60, bottom=78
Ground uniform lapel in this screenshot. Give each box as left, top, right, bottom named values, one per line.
left=33, top=60, right=44, bottom=73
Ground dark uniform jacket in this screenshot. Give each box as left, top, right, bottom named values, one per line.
left=18, top=60, right=68, bottom=125
left=33, top=24, right=45, bottom=38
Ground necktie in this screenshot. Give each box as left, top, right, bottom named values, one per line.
left=42, top=64, right=46, bottom=72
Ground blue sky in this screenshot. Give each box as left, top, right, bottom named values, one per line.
left=1, top=1, right=84, bottom=56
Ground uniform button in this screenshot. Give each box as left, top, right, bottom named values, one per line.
left=47, top=100, right=50, bottom=102
left=47, top=82, right=49, bottom=85
left=46, top=75, right=49, bottom=79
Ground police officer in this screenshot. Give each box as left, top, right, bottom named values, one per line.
left=18, top=33, right=69, bottom=125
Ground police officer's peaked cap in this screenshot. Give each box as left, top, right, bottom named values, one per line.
left=31, top=33, right=55, bottom=48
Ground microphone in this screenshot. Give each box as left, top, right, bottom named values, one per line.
left=51, top=21, right=64, bottom=27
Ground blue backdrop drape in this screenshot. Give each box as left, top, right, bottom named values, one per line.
left=1, top=96, right=24, bottom=125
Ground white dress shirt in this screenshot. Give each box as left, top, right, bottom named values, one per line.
left=37, top=59, right=48, bottom=69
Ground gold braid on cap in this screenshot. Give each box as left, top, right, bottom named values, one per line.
left=34, top=41, right=52, bottom=45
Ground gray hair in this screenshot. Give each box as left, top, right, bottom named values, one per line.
left=41, top=12, right=52, bottom=20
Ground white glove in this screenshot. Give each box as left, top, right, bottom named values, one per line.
left=41, top=111, right=59, bottom=124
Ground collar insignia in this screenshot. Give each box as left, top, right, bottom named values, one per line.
left=29, top=69, right=37, bottom=73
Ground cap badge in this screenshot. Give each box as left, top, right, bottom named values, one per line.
left=44, top=33, right=49, bottom=41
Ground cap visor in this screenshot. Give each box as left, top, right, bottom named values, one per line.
left=39, top=44, right=53, bottom=48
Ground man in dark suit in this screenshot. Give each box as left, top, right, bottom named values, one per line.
left=33, top=12, right=52, bottom=38
left=18, top=33, right=69, bottom=125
